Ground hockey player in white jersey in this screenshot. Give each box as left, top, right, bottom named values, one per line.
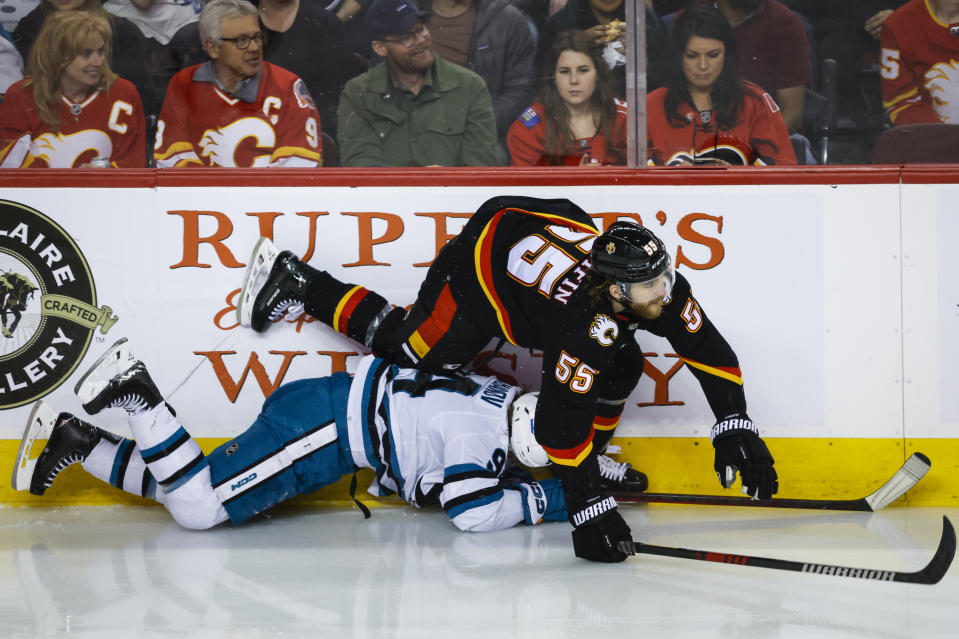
left=12, top=338, right=569, bottom=532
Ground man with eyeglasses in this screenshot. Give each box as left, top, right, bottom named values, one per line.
left=154, top=0, right=322, bottom=167
left=336, top=0, right=503, bottom=166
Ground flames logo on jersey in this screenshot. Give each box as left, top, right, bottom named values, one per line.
left=588, top=314, right=618, bottom=346
left=31, top=130, right=112, bottom=168
left=199, top=117, right=277, bottom=167
left=924, top=60, right=959, bottom=124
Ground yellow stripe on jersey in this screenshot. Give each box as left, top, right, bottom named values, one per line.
left=408, top=330, right=430, bottom=359
left=681, top=357, right=744, bottom=385
left=332, top=285, right=364, bottom=332
left=882, top=86, right=918, bottom=110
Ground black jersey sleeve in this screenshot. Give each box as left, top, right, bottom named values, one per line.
left=640, top=272, right=747, bottom=420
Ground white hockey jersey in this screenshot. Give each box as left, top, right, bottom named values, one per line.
left=346, top=355, right=541, bottom=532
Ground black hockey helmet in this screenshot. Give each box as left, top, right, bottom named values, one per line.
left=590, top=221, right=675, bottom=304
left=591, top=221, right=670, bottom=282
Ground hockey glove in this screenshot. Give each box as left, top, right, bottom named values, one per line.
left=711, top=414, right=778, bottom=500
left=516, top=478, right=567, bottom=525
left=569, top=494, right=632, bottom=563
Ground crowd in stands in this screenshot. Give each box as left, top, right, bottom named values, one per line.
left=1, top=0, right=958, bottom=168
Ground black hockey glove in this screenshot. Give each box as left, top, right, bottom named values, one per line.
left=711, top=414, right=778, bottom=500
left=556, top=457, right=632, bottom=562
left=569, top=494, right=633, bottom=563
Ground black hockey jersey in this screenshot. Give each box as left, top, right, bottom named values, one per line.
left=447, top=196, right=745, bottom=466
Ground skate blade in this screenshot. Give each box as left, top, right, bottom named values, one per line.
left=73, top=337, right=133, bottom=403
left=237, top=237, right=279, bottom=327
left=11, top=401, right=57, bottom=491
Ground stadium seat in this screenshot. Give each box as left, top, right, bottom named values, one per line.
left=872, top=123, right=959, bottom=164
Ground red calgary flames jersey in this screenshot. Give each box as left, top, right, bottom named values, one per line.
left=0, top=77, right=145, bottom=168
left=646, top=82, right=796, bottom=166
left=881, top=0, right=959, bottom=125
left=154, top=62, right=321, bottom=167
left=507, top=100, right=628, bottom=166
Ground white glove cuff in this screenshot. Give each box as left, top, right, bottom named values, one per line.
left=711, top=415, right=758, bottom=443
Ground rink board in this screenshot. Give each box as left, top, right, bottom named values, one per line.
left=0, top=167, right=956, bottom=504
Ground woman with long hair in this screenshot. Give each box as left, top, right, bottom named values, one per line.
left=508, top=29, right=627, bottom=166
left=647, top=5, right=795, bottom=166
left=12, top=0, right=156, bottom=114
left=0, top=11, right=146, bottom=167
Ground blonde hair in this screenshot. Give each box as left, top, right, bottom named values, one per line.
left=27, top=11, right=117, bottom=130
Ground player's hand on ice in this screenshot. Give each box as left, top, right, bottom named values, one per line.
left=711, top=414, right=778, bottom=500
left=569, top=493, right=632, bottom=562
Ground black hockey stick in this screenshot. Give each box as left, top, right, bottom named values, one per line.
left=617, top=515, right=955, bottom=585
left=612, top=452, right=930, bottom=512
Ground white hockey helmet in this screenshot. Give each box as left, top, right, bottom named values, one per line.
left=509, top=392, right=550, bottom=468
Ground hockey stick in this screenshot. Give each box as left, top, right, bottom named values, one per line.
left=617, top=515, right=955, bottom=585
left=612, top=452, right=930, bottom=512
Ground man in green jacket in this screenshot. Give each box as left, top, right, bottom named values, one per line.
left=336, top=0, right=503, bottom=166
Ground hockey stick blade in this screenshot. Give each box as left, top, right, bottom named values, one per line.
left=617, top=515, right=955, bottom=585
left=612, top=452, right=931, bottom=512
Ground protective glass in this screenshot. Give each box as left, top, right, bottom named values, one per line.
left=619, top=266, right=675, bottom=304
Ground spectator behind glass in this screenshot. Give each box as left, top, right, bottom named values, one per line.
left=508, top=29, right=626, bottom=165
left=12, top=0, right=159, bottom=115
left=153, top=0, right=322, bottom=166
left=708, top=0, right=810, bottom=134
left=646, top=5, right=795, bottom=165
left=102, top=0, right=202, bottom=45
left=1, top=25, right=25, bottom=106
left=256, top=0, right=367, bottom=139
left=0, top=11, right=146, bottom=167
left=336, top=0, right=501, bottom=166
left=414, top=0, right=536, bottom=141
left=538, top=0, right=669, bottom=95
left=880, top=0, right=959, bottom=125
left=165, top=0, right=367, bottom=139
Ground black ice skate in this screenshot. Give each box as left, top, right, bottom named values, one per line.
left=11, top=401, right=120, bottom=495
left=239, top=238, right=310, bottom=332
left=598, top=454, right=649, bottom=493
left=74, top=337, right=168, bottom=416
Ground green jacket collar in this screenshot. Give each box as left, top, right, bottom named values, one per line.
left=366, top=55, right=463, bottom=96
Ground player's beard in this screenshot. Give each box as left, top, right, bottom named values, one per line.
left=629, top=299, right=665, bottom=320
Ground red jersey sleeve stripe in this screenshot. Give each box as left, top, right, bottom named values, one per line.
left=593, top=415, right=620, bottom=431
left=680, top=357, right=744, bottom=385
left=334, top=285, right=370, bottom=334
left=543, top=429, right=595, bottom=467
left=407, top=283, right=458, bottom=359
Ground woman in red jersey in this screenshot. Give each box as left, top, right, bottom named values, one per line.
left=508, top=29, right=627, bottom=166
left=0, top=11, right=146, bottom=168
left=647, top=5, right=795, bottom=166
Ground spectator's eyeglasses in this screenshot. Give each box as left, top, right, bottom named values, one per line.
left=382, top=22, right=429, bottom=48
left=220, top=32, right=266, bottom=49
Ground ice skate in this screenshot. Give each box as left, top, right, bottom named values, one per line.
left=237, top=236, right=280, bottom=327
left=598, top=454, right=648, bottom=493
left=12, top=401, right=118, bottom=495
left=74, top=337, right=167, bottom=416
left=241, top=239, right=310, bottom=332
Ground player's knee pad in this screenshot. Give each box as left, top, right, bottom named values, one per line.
left=163, top=466, right=229, bottom=530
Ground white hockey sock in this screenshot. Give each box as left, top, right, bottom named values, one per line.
left=82, top=437, right=159, bottom=500
left=128, top=405, right=207, bottom=495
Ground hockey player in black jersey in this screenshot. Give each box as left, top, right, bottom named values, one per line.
left=237, top=195, right=778, bottom=563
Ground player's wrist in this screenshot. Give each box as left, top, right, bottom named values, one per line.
left=711, top=413, right=757, bottom=443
